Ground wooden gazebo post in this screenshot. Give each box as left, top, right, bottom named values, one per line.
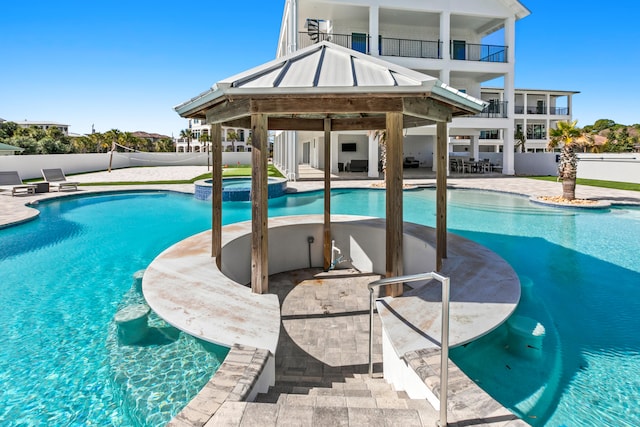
left=251, top=113, right=269, bottom=294
left=210, top=123, right=222, bottom=269
left=385, top=112, right=404, bottom=297
left=435, top=121, right=448, bottom=271
left=323, top=118, right=332, bottom=270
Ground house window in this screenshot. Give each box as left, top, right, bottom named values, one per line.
left=527, top=124, right=546, bottom=139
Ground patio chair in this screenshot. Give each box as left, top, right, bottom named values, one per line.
left=0, top=171, right=37, bottom=196
left=460, top=159, right=473, bottom=173
left=41, top=168, right=79, bottom=191
left=481, top=159, right=491, bottom=173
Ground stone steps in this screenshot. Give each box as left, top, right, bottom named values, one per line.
left=205, top=373, right=438, bottom=426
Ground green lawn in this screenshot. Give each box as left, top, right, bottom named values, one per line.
left=526, top=176, right=640, bottom=192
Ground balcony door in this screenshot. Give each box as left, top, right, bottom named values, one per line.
left=352, top=33, right=367, bottom=54
left=452, top=40, right=466, bottom=60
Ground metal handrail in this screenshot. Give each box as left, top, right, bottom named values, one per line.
left=368, top=272, right=450, bottom=427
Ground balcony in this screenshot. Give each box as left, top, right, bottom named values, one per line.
left=298, top=32, right=368, bottom=52
left=451, top=42, right=507, bottom=63
left=473, top=101, right=508, bottom=118
left=514, top=105, right=548, bottom=115
left=298, top=33, right=506, bottom=62
left=379, top=37, right=441, bottom=59
left=549, top=107, right=569, bottom=115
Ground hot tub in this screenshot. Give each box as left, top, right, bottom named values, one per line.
left=194, top=177, right=287, bottom=201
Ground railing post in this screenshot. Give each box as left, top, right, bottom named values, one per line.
left=367, top=272, right=450, bottom=427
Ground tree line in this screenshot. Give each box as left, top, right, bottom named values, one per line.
left=580, top=119, right=640, bottom=153
left=0, top=121, right=175, bottom=154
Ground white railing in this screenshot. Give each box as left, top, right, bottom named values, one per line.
left=368, top=272, right=450, bottom=427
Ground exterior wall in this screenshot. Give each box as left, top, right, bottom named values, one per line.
left=0, top=152, right=251, bottom=180
left=514, top=152, right=559, bottom=176
left=513, top=153, right=640, bottom=184
left=576, top=154, right=640, bottom=184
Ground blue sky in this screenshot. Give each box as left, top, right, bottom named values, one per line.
left=1, top=1, right=637, bottom=137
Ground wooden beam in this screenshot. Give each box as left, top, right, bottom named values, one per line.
left=403, top=98, right=452, bottom=123
left=251, top=113, right=269, bottom=294
left=268, top=117, right=324, bottom=131
left=385, top=111, right=403, bottom=297
left=436, top=121, right=448, bottom=271
left=323, top=118, right=332, bottom=270
left=222, top=117, right=252, bottom=129
left=251, top=97, right=403, bottom=115
left=265, top=116, right=435, bottom=132
left=206, top=98, right=251, bottom=124
left=211, top=123, right=222, bottom=269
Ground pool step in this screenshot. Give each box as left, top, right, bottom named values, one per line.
left=205, top=373, right=437, bottom=426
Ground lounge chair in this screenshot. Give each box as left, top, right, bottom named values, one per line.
left=41, top=168, right=79, bottom=191
left=0, top=171, right=37, bottom=196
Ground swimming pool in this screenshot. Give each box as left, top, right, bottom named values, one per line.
left=1, top=188, right=639, bottom=426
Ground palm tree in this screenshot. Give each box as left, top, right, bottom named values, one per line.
left=199, top=132, right=211, bottom=152
left=514, top=129, right=527, bottom=153
left=226, top=130, right=239, bottom=152
left=179, top=129, right=193, bottom=152
left=547, top=120, right=581, bottom=200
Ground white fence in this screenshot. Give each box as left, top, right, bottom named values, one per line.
left=514, top=152, right=640, bottom=184
left=574, top=153, right=640, bottom=184
left=0, top=152, right=253, bottom=180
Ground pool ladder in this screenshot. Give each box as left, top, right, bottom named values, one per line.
left=368, top=272, right=451, bottom=427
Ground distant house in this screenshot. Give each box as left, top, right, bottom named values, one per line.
left=0, top=142, right=25, bottom=156
left=176, top=118, right=252, bottom=153
left=16, top=120, right=70, bottom=136
left=131, top=131, right=171, bottom=143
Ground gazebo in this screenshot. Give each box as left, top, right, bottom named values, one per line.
left=175, top=41, right=485, bottom=296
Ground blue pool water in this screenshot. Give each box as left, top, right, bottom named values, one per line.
left=1, top=188, right=639, bottom=426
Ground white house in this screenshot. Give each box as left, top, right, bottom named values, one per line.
left=175, top=118, right=253, bottom=153
left=274, top=0, right=577, bottom=178
left=15, top=120, right=70, bottom=136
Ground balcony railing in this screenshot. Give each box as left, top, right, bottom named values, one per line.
left=515, top=105, right=547, bottom=115
left=451, top=42, right=507, bottom=63
left=379, top=37, right=441, bottom=59
left=298, top=33, right=508, bottom=63
left=298, top=32, right=369, bottom=53
left=549, top=107, right=569, bottom=115
left=473, top=101, right=508, bottom=118
left=479, top=130, right=501, bottom=140
left=527, top=133, right=547, bottom=140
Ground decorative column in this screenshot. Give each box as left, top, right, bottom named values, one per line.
left=368, top=132, right=379, bottom=178
left=503, top=16, right=516, bottom=174
left=369, top=6, right=379, bottom=56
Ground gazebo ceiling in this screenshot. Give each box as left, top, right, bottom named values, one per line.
left=174, top=41, right=486, bottom=131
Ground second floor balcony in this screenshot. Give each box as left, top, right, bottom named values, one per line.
left=514, top=106, right=570, bottom=115
left=473, top=101, right=508, bottom=118
left=298, top=32, right=508, bottom=63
